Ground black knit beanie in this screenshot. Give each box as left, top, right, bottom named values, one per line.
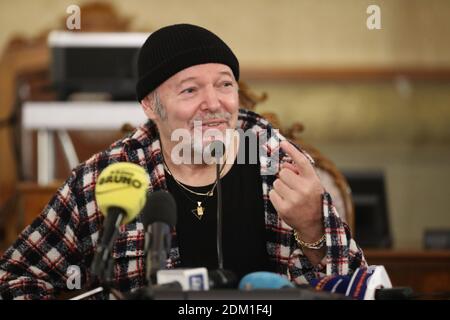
left=136, top=24, right=240, bottom=102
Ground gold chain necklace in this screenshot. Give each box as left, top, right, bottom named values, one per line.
left=163, top=157, right=227, bottom=220
left=163, top=162, right=219, bottom=197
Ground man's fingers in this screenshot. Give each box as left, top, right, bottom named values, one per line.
left=273, top=178, right=296, bottom=200
left=279, top=167, right=305, bottom=190
left=268, top=189, right=287, bottom=213
left=281, top=162, right=299, bottom=175
left=280, top=141, right=315, bottom=178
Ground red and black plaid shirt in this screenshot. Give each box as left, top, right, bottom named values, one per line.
left=0, top=109, right=366, bottom=299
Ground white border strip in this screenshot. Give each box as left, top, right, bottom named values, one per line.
left=22, top=101, right=146, bottom=130
left=48, top=31, right=149, bottom=47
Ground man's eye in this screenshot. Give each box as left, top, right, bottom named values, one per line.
left=223, top=82, right=233, bottom=87
left=181, top=87, right=196, bottom=94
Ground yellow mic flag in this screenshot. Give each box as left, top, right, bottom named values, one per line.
left=95, top=162, right=149, bottom=224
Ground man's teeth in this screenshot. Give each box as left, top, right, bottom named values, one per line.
left=204, top=123, right=221, bottom=127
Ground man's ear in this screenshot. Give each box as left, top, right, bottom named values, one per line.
left=140, top=95, right=157, bottom=120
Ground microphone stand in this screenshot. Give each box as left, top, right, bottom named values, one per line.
left=216, top=157, right=224, bottom=269
left=69, top=258, right=126, bottom=300
left=70, top=212, right=126, bottom=300
left=213, top=143, right=224, bottom=270
left=90, top=208, right=124, bottom=280
left=69, top=286, right=125, bottom=300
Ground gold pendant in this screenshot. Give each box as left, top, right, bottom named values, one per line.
left=192, top=201, right=204, bottom=220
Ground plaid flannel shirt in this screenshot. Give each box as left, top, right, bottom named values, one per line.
left=0, top=109, right=366, bottom=299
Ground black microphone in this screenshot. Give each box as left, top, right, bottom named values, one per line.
left=125, top=281, right=183, bottom=300
left=208, top=269, right=238, bottom=289
left=374, top=287, right=414, bottom=300
left=141, top=190, right=177, bottom=285
left=210, top=140, right=225, bottom=269
left=91, top=162, right=149, bottom=282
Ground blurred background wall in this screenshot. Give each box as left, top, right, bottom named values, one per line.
left=1, top=0, right=449, bottom=249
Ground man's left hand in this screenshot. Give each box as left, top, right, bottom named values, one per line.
left=268, top=140, right=324, bottom=242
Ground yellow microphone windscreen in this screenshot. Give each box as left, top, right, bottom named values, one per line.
left=95, top=162, right=149, bottom=224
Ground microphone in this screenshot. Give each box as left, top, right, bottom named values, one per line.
left=308, top=265, right=396, bottom=300
left=156, top=268, right=238, bottom=291
left=239, top=271, right=294, bottom=290
left=210, top=140, right=225, bottom=270
left=374, top=287, right=414, bottom=300
left=239, top=267, right=399, bottom=300
left=238, top=271, right=349, bottom=300
left=91, top=162, right=149, bottom=282
left=208, top=268, right=238, bottom=289
left=125, top=267, right=215, bottom=300
left=210, top=140, right=225, bottom=159
left=141, top=190, right=177, bottom=284
left=157, top=267, right=209, bottom=291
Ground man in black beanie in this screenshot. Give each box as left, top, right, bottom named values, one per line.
left=0, top=24, right=365, bottom=299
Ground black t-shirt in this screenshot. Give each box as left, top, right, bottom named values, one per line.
left=165, top=134, right=274, bottom=280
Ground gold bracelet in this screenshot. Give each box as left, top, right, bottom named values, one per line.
left=293, top=230, right=326, bottom=250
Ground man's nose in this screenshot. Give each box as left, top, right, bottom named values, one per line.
left=200, top=85, right=221, bottom=112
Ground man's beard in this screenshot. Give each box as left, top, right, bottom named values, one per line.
left=168, top=111, right=236, bottom=165
left=190, top=111, right=233, bottom=155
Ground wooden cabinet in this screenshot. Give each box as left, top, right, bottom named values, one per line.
left=365, top=249, right=450, bottom=296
